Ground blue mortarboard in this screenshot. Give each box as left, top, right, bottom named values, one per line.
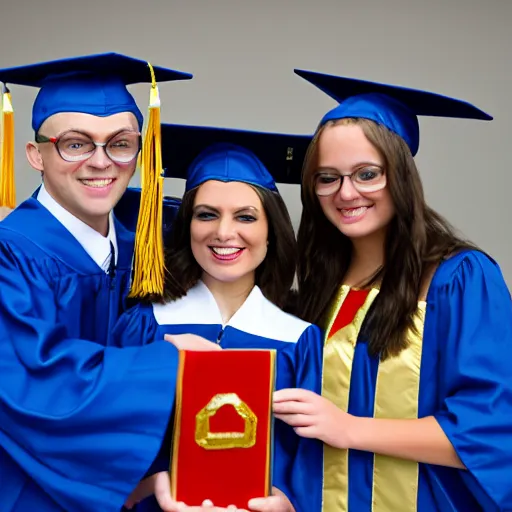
left=160, top=123, right=311, bottom=186
left=185, top=142, right=277, bottom=192
left=294, top=69, right=492, bottom=156
left=115, top=124, right=311, bottom=235
left=0, top=52, right=192, bottom=132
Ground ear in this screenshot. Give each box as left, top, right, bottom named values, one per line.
left=26, top=142, right=44, bottom=172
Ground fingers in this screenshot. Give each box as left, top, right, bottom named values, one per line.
left=273, top=388, right=316, bottom=403
left=274, top=413, right=314, bottom=428
left=154, top=472, right=185, bottom=511
left=293, top=425, right=320, bottom=439
left=272, top=400, right=313, bottom=415
left=184, top=505, right=240, bottom=511
left=161, top=502, right=187, bottom=512
left=164, top=334, right=222, bottom=352
left=247, top=488, right=295, bottom=512
left=247, top=496, right=294, bottom=511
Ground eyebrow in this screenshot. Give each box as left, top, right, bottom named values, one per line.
left=316, top=163, right=383, bottom=173
left=194, top=204, right=260, bottom=214
left=56, top=127, right=137, bottom=138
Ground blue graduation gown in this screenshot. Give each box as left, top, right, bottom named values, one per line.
left=112, top=280, right=323, bottom=510
left=288, top=250, right=512, bottom=512
left=0, top=198, right=180, bottom=512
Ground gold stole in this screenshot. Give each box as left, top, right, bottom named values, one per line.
left=322, top=285, right=426, bottom=512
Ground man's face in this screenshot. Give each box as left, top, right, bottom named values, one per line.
left=27, top=112, right=139, bottom=234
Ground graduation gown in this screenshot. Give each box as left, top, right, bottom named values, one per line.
left=112, top=280, right=323, bottom=510
left=0, top=197, right=180, bottom=512
left=288, top=250, right=512, bottom=512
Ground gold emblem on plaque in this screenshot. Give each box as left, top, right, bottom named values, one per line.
left=195, top=393, right=257, bottom=450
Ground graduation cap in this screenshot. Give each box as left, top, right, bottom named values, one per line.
left=294, top=68, right=492, bottom=156
left=121, top=123, right=312, bottom=300
left=0, top=52, right=191, bottom=133
left=118, top=124, right=312, bottom=233
left=0, top=52, right=193, bottom=297
left=160, top=123, right=311, bottom=186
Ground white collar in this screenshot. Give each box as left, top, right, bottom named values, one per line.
left=152, top=279, right=312, bottom=342
left=37, top=183, right=118, bottom=272
left=184, top=280, right=264, bottom=328
left=153, top=280, right=262, bottom=328
left=194, top=279, right=264, bottom=328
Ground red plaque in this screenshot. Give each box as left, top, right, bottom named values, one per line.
left=170, top=349, right=276, bottom=508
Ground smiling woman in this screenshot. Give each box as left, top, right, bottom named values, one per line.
left=165, top=173, right=295, bottom=310
left=275, top=69, right=512, bottom=512
left=189, top=180, right=270, bottom=292
left=112, top=124, right=322, bottom=511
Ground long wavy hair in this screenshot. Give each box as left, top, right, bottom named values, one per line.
left=296, top=117, right=478, bottom=359
left=159, top=183, right=297, bottom=309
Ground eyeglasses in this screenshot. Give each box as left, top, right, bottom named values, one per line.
left=314, top=166, right=387, bottom=196
left=36, top=129, right=142, bottom=164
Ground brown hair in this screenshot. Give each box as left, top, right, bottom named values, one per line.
left=161, top=183, right=297, bottom=309
left=296, top=118, right=478, bottom=359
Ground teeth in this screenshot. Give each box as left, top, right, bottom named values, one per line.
left=81, top=178, right=114, bottom=188
left=211, top=247, right=242, bottom=255
left=341, top=206, right=368, bottom=217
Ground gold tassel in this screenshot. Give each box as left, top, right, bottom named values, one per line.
left=128, top=63, right=165, bottom=300
left=0, top=86, right=16, bottom=209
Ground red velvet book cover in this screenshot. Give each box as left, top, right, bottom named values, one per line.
left=170, top=349, right=276, bottom=508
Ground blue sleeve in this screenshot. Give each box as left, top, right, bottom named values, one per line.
left=295, top=324, right=324, bottom=395
left=0, top=242, right=180, bottom=512
left=112, top=303, right=159, bottom=348
left=272, top=324, right=324, bottom=506
left=112, top=304, right=175, bottom=479
left=433, top=251, right=512, bottom=511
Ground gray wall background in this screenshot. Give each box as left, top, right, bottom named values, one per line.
left=1, top=0, right=511, bottom=285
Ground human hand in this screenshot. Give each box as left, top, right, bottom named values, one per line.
left=273, top=388, right=355, bottom=449
left=178, top=499, right=241, bottom=510
left=183, top=489, right=294, bottom=511
left=246, top=487, right=295, bottom=511
left=164, top=333, right=222, bottom=352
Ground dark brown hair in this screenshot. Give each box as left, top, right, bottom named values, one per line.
left=161, top=183, right=297, bottom=309
left=296, top=118, right=478, bottom=359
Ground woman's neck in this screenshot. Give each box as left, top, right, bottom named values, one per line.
left=201, top=272, right=255, bottom=324
left=344, top=231, right=386, bottom=288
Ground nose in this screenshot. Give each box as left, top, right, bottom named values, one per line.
left=214, top=217, right=236, bottom=241
left=87, top=145, right=111, bottom=170
left=337, top=176, right=361, bottom=201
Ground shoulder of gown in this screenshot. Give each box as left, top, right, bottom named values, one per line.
left=0, top=203, right=181, bottom=511
left=112, top=302, right=159, bottom=348
left=427, top=249, right=512, bottom=510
